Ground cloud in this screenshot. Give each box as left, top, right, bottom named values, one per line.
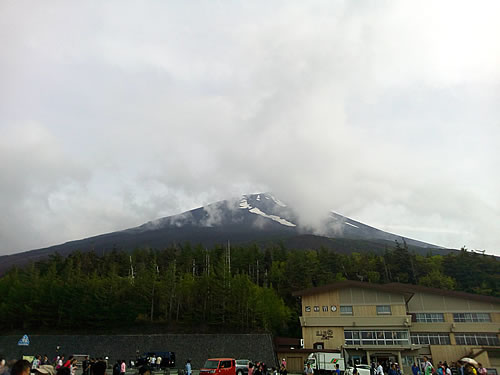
left=0, top=1, right=499, bottom=255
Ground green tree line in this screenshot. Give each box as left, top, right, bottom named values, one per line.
left=0, top=242, right=498, bottom=336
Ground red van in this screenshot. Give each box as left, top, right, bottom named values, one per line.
left=200, top=358, right=236, bottom=375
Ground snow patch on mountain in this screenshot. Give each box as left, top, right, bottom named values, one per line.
left=249, top=207, right=296, bottom=227
left=345, top=222, right=359, bottom=229
left=239, top=197, right=251, bottom=209
left=267, top=193, right=287, bottom=207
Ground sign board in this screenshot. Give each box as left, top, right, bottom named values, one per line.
left=18, top=334, right=30, bottom=346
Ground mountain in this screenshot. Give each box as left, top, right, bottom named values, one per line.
left=0, top=193, right=452, bottom=274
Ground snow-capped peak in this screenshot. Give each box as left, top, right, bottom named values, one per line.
left=239, top=194, right=296, bottom=227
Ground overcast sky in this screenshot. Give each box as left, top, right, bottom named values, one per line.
left=1, top=1, right=499, bottom=256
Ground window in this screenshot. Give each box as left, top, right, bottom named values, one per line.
left=377, top=305, right=391, bottom=315
left=415, top=313, right=445, bottom=323
left=340, top=305, right=353, bottom=315
left=410, top=333, right=450, bottom=345
left=344, top=330, right=409, bottom=346
left=453, top=313, right=491, bottom=322
left=313, top=342, right=324, bottom=349
left=455, top=333, right=499, bottom=346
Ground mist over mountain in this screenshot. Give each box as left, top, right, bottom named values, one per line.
left=0, top=193, right=451, bottom=274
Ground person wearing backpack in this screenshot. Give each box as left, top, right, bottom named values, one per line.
left=423, top=357, right=434, bottom=375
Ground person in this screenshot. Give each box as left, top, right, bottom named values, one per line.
left=32, top=356, right=41, bottom=371
left=156, top=357, right=161, bottom=370
left=139, top=366, right=151, bottom=375
left=185, top=360, right=192, bottom=375
left=412, top=363, right=420, bottom=375
left=0, top=359, right=7, bottom=375
left=70, top=359, right=78, bottom=375
left=279, top=365, right=287, bottom=375
left=423, top=357, right=434, bottom=375
left=305, top=364, right=314, bottom=375
left=82, top=357, right=90, bottom=375
left=335, top=364, right=341, bottom=375
left=120, top=361, right=126, bottom=375
left=11, top=360, right=31, bottom=375
left=464, top=364, right=477, bottom=375
left=249, top=363, right=254, bottom=375
left=281, top=360, right=286, bottom=370
left=477, top=364, right=486, bottom=375
left=92, top=362, right=107, bottom=375
left=63, top=358, right=72, bottom=369
left=376, top=362, right=384, bottom=375
left=112, top=361, right=120, bottom=375
left=150, top=356, right=156, bottom=369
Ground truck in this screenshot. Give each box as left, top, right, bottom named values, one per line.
left=306, top=352, right=346, bottom=374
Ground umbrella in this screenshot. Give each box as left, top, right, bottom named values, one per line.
left=34, top=365, right=56, bottom=375
left=459, top=358, right=478, bottom=367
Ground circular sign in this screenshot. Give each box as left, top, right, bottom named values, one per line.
left=331, top=305, right=337, bottom=312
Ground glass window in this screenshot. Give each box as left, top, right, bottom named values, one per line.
left=377, top=305, right=392, bottom=315
left=453, top=313, right=491, bottom=322
left=415, top=313, right=445, bottom=322
left=340, top=305, right=353, bottom=315
left=345, top=330, right=409, bottom=346
left=454, top=333, right=499, bottom=346
left=411, top=333, right=450, bottom=345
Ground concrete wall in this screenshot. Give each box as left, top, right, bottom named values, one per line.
left=0, top=334, right=277, bottom=369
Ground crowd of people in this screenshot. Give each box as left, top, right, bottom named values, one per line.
left=368, top=356, right=488, bottom=375
left=247, top=358, right=288, bottom=375
left=410, top=357, right=488, bottom=375
left=0, top=358, right=108, bottom=375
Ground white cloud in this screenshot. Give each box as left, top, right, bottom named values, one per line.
left=0, top=0, right=499, bottom=255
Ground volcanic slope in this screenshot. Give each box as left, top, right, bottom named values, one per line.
left=0, top=193, right=451, bottom=273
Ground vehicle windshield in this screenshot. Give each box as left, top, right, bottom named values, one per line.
left=204, top=360, right=220, bottom=369
left=236, top=361, right=248, bottom=366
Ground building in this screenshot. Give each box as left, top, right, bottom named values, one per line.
left=293, top=281, right=500, bottom=374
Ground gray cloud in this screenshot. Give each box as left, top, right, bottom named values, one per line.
left=1, top=1, right=499, bottom=255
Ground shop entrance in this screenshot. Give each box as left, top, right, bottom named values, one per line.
left=371, top=354, right=398, bottom=373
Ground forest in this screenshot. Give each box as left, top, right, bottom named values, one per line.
left=0, top=242, right=498, bottom=336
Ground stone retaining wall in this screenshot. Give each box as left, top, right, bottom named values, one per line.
left=0, top=334, right=277, bottom=369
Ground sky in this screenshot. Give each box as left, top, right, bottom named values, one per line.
left=1, top=1, right=499, bottom=256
